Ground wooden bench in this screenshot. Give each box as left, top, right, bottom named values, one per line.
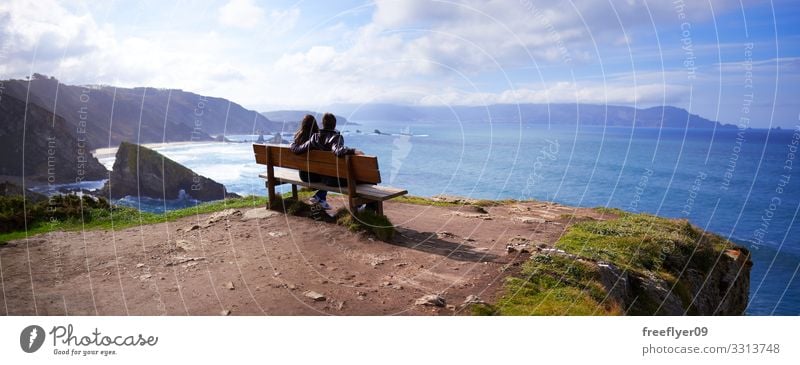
left=252, top=144, right=407, bottom=214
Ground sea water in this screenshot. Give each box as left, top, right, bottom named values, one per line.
left=84, top=120, right=799, bottom=315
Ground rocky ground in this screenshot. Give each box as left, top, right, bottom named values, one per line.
left=0, top=197, right=605, bottom=315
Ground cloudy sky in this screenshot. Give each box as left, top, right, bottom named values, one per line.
left=1, top=0, right=798, bottom=127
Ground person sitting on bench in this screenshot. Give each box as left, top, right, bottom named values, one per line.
left=291, top=113, right=364, bottom=210
left=290, top=114, right=331, bottom=209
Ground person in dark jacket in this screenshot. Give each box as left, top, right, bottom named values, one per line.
left=290, top=115, right=330, bottom=208
left=292, top=113, right=363, bottom=157
left=292, top=113, right=364, bottom=209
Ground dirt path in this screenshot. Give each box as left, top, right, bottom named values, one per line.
left=0, top=199, right=603, bottom=315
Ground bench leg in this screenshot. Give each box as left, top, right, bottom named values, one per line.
left=348, top=197, right=357, bottom=214
left=265, top=181, right=274, bottom=209
left=375, top=201, right=384, bottom=216
left=291, top=184, right=298, bottom=200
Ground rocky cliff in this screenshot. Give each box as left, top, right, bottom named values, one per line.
left=494, top=209, right=752, bottom=315
left=0, top=94, right=108, bottom=183
left=101, top=142, right=228, bottom=201
left=1, top=74, right=283, bottom=148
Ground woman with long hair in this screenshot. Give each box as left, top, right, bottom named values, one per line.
left=290, top=114, right=330, bottom=209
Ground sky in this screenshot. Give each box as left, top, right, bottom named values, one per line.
left=0, top=0, right=798, bottom=127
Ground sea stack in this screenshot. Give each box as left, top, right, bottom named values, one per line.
left=101, top=142, right=228, bottom=201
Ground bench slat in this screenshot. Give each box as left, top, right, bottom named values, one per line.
left=259, top=170, right=407, bottom=201
left=253, top=144, right=381, bottom=184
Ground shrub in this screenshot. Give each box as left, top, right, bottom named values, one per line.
left=335, top=208, right=395, bottom=241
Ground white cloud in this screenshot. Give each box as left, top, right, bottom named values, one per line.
left=418, top=82, right=690, bottom=106
left=218, top=0, right=265, bottom=29
left=217, top=0, right=299, bottom=34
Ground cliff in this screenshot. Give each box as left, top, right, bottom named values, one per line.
left=1, top=74, right=282, bottom=148
left=101, top=142, right=228, bottom=201
left=0, top=94, right=108, bottom=183
left=491, top=208, right=752, bottom=315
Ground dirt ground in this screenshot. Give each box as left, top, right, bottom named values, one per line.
left=0, top=198, right=604, bottom=315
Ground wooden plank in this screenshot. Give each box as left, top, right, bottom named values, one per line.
left=266, top=145, right=276, bottom=207
left=259, top=170, right=407, bottom=201
left=253, top=144, right=381, bottom=184
left=346, top=155, right=357, bottom=212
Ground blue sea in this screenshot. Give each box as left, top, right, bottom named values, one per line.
left=75, top=120, right=799, bottom=315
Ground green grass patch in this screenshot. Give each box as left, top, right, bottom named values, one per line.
left=593, top=206, right=627, bottom=216
left=484, top=210, right=735, bottom=316
left=0, top=195, right=269, bottom=243
left=335, top=208, right=395, bottom=241
left=394, top=195, right=517, bottom=208
left=394, top=195, right=463, bottom=207
left=488, top=254, right=621, bottom=316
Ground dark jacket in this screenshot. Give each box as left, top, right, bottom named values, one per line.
left=290, top=129, right=355, bottom=157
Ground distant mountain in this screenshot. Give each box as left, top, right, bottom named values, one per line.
left=327, top=103, right=733, bottom=129
left=0, top=94, right=107, bottom=183
left=260, top=110, right=352, bottom=125
left=0, top=74, right=284, bottom=150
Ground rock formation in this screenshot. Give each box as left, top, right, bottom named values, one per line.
left=101, top=142, right=228, bottom=201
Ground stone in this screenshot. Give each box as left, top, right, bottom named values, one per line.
left=185, top=224, right=200, bottom=231
left=165, top=256, right=205, bottom=267
left=175, top=239, right=194, bottom=251
left=221, top=310, right=231, bottom=316
left=241, top=208, right=280, bottom=221
left=268, top=231, right=287, bottom=238
left=431, top=195, right=479, bottom=204
left=207, top=209, right=240, bottom=224
left=415, top=294, right=446, bottom=307
left=304, top=291, right=326, bottom=301
left=506, top=236, right=533, bottom=253
left=436, top=231, right=458, bottom=239
left=136, top=263, right=145, bottom=268
left=462, top=295, right=484, bottom=305
left=448, top=212, right=492, bottom=220
left=514, top=216, right=546, bottom=224
left=223, top=281, right=235, bottom=290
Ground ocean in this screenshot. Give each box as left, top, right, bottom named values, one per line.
left=66, top=120, right=800, bottom=315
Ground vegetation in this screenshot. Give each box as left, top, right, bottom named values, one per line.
left=481, top=210, right=734, bottom=315
left=0, top=194, right=268, bottom=243
left=335, top=208, right=395, bottom=241
left=394, top=195, right=516, bottom=207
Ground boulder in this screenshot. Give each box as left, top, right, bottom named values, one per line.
left=415, top=294, right=446, bottom=307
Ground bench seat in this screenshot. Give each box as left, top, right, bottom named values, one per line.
left=259, top=169, right=408, bottom=201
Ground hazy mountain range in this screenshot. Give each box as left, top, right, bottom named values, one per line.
left=260, top=110, right=351, bottom=125
left=327, top=103, right=735, bottom=129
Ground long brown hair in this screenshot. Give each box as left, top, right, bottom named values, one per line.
left=293, top=114, right=319, bottom=145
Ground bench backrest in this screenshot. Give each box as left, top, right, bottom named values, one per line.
left=253, top=144, right=382, bottom=184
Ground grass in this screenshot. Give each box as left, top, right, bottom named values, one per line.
left=394, top=195, right=517, bottom=207
left=394, top=195, right=463, bottom=207
left=482, top=209, right=735, bottom=316
left=486, top=254, right=622, bottom=316
left=0, top=195, right=268, bottom=243
left=335, top=208, right=395, bottom=241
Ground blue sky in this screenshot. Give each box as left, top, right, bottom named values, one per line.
left=1, top=0, right=798, bottom=127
